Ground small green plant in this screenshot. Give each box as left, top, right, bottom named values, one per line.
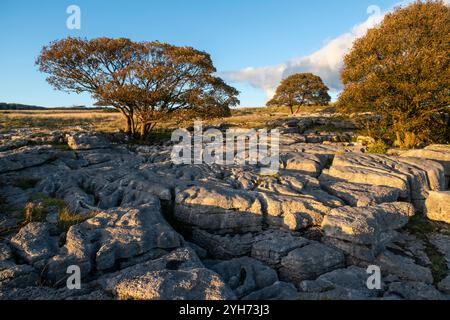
left=13, top=177, right=40, bottom=189
left=24, top=194, right=67, bottom=223
left=57, top=207, right=95, bottom=232
left=23, top=201, right=47, bottom=223
left=324, top=156, right=334, bottom=169
left=405, top=215, right=450, bottom=283
left=367, top=140, right=388, bottom=154
left=50, top=143, right=71, bottom=151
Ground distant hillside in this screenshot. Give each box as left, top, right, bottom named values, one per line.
left=0, top=102, right=114, bottom=111
left=0, top=103, right=46, bottom=110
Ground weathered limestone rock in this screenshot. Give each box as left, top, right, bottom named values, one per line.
left=259, top=192, right=333, bottom=230
left=401, top=145, right=450, bottom=177
left=281, top=153, right=326, bottom=177
left=429, top=234, right=450, bottom=268
left=375, top=251, right=433, bottom=284
left=0, top=243, right=13, bottom=262
left=319, top=175, right=400, bottom=207
left=0, top=146, right=57, bottom=173
left=100, top=248, right=235, bottom=300
left=10, top=222, right=59, bottom=267
left=242, top=281, right=299, bottom=300
left=279, top=242, right=345, bottom=285
left=191, top=229, right=254, bottom=259
left=385, top=281, right=445, bottom=300
left=425, top=191, right=450, bottom=224
left=0, top=285, right=111, bottom=300
left=210, top=257, right=278, bottom=299
left=67, top=133, right=111, bottom=150
left=321, top=202, right=414, bottom=261
left=45, top=202, right=182, bottom=284
left=438, top=276, right=450, bottom=294
left=0, top=264, right=40, bottom=290
left=327, top=165, right=410, bottom=198
left=175, top=183, right=263, bottom=233
left=251, top=230, right=309, bottom=267
left=298, top=266, right=381, bottom=300
left=328, top=153, right=446, bottom=211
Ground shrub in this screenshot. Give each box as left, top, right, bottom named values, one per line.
left=367, top=140, right=388, bottom=154
left=338, top=1, right=450, bottom=147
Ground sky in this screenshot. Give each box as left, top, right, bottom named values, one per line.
left=0, top=0, right=431, bottom=108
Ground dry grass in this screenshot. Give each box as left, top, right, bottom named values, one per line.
left=0, top=110, right=124, bottom=133
left=0, top=105, right=331, bottom=134
left=57, top=207, right=95, bottom=232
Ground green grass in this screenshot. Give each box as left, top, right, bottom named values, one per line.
left=323, top=156, right=335, bottom=169
left=24, top=193, right=67, bottom=223
left=13, top=177, right=40, bottom=189
left=367, top=139, right=388, bottom=154
left=145, top=130, right=173, bottom=143
left=57, top=207, right=95, bottom=232
left=405, top=215, right=450, bottom=283
left=50, top=143, right=71, bottom=151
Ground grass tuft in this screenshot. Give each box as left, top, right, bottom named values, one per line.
left=13, top=177, right=40, bottom=189
left=367, top=139, right=388, bottom=154
left=405, top=215, right=450, bottom=283
left=57, top=207, right=95, bottom=232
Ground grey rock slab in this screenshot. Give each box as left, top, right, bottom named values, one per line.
left=298, top=266, right=381, bottom=300
left=242, top=281, right=299, bottom=300
left=321, top=202, right=414, bottom=261
left=425, top=191, right=450, bottom=224
left=10, top=222, right=59, bottom=267
left=251, top=230, right=309, bottom=267
left=0, top=145, right=57, bottom=173
left=99, top=247, right=235, bottom=300
left=375, top=251, right=433, bottom=284
left=210, top=257, right=278, bottom=299
left=279, top=242, right=345, bottom=285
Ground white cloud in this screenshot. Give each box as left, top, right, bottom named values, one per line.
left=223, top=4, right=395, bottom=101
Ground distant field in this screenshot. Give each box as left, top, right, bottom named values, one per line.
left=0, top=105, right=330, bottom=134
left=0, top=110, right=125, bottom=133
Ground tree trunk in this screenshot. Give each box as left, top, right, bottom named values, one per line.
left=289, top=106, right=294, bottom=115
left=125, top=116, right=132, bottom=135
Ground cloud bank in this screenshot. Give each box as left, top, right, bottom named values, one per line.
left=223, top=4, right=393, bottom=101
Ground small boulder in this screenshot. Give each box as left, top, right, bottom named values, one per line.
left=279, top=242, right=345, bottom=285
left=425, top=191, right=450, bottom=224
left=67, top=133, right=111, bottom=150
left=10, top=222, right=59, bottom=267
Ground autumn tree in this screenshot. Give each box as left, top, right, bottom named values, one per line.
left=267, top=73, right=331, bottom=114
left=36, top=38, right=238, bottom=137
left=337, top=0, right=450, bottom=147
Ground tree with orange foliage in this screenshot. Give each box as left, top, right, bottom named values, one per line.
left=36, top=38, right=238, bottom=137
left=338, top=1, right=450, bottom=147
left=267, top=73, right=331, bottom=114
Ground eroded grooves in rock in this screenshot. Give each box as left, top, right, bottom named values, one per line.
left=1, top=116, right=449, bottom=300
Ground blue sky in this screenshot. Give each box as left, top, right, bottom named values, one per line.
left=0, top=0, right=404, bottom=107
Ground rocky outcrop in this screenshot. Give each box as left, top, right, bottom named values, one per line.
left=298, top=266, right=381, bottom=300
left=325, top=153, right=446, bottom=212
left=400, top=145, right=450, bottom=186
left=425, top=191, right=450, bottom=223
left=251, top=230, right=309, bottom=267
left=10, top=222, right=59, bottom=268
left=67, top=133, right=111, bottom=150
left=321, top=202, right=414, bottom=261
left=279, top=242, right=345, bottom=285
left=0, top=146, right=57, bottom=173
left=1, top=113, right=449, bottom=300
left=98, top=248, right=235, bottom=300
left=174, top=183, right=263, bottom=233
left=209, top=257, right=278, bottom=299
left=45, top=202, right=182, bottom=284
